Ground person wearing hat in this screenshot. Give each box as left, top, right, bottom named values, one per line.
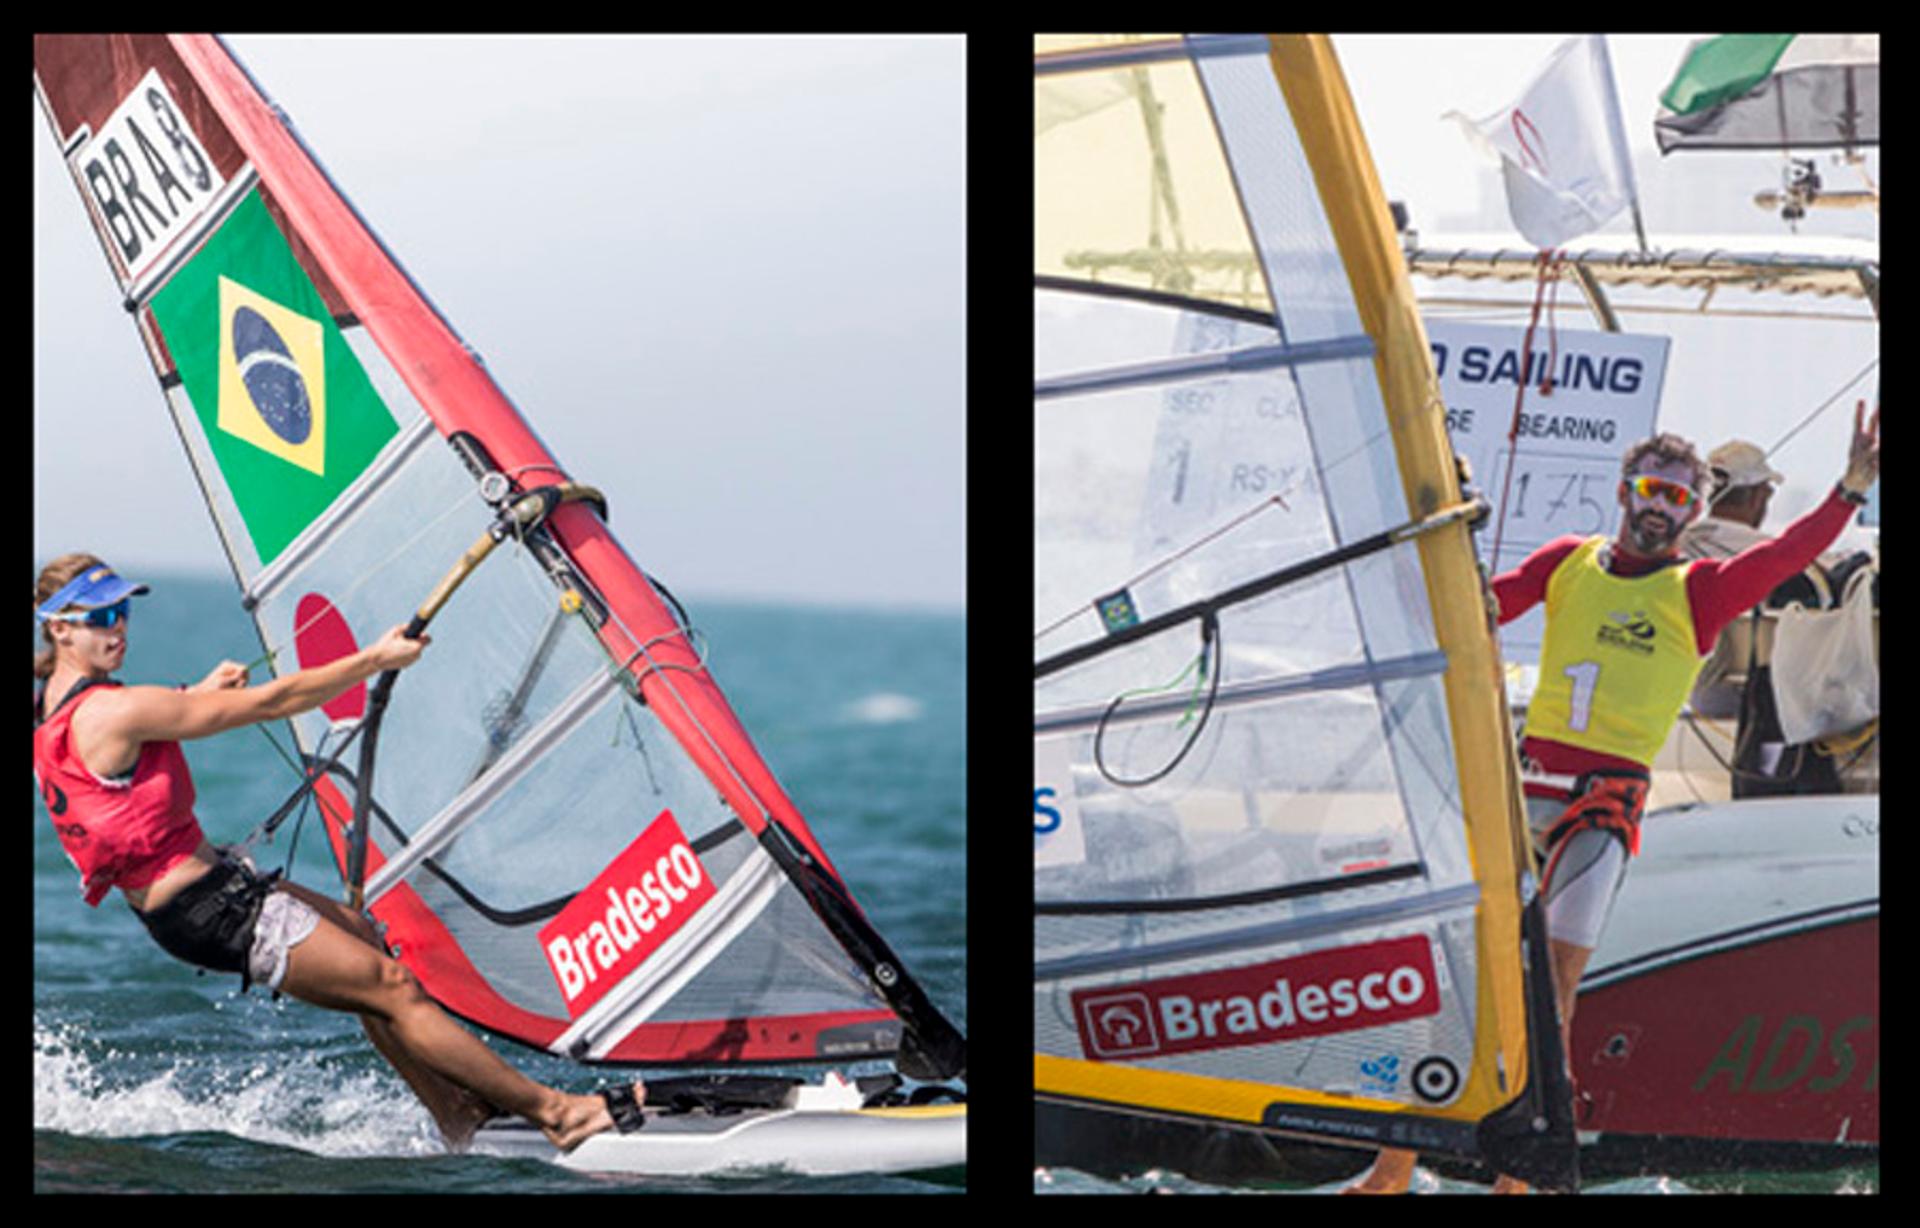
left=1686, top=440, right=1788, bottom=560
left=1682, top=441, right=1852, bottom=717
left=32, top=552, right=644, bottom=1151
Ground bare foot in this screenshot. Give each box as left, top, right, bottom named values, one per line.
left=1340, top=1149, right=1416, bottom=1194
left=545, top=1083, right=645, bottom=1151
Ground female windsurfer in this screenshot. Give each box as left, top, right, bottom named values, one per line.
left=32, top=553, right=644, bottom=1151
left=1343, top=401, right=1879, bottom=1194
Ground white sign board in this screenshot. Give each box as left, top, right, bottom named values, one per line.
left=1430, top=319, right=1670, bottom=661
left=1034, top=736, right=1086, bottom=869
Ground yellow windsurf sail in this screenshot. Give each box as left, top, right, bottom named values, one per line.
left=1033, top=34, right=1577, bottom=1189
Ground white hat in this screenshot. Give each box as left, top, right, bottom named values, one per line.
left=1708, top=440, right=1785, bottom=495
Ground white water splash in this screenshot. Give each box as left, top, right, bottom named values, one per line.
left=33, top=1015, right=443, bottom=1158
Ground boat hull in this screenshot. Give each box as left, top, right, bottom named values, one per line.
left=1570, top=795, right=1877, bottom=1156
left=472, top=1101, right=966, bottom=1178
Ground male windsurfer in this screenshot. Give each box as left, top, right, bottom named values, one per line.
left=33, top=554, right=647, bottom=1152
left=1343, top=401, right=1878, bottom=1194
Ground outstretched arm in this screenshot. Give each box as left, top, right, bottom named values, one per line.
left=77, top=625, right=429, bottom=759
left=1686, top=400, right=1879, bottom=647
left=1491, top=535, right=1587, bottom=626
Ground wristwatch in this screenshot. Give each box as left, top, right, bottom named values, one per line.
left=1837, top=482, right=1870, bottom=506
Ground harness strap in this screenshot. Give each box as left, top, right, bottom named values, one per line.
left=133, top=850, right=282, bottom=992
left=1542, top=769, right=1651, bottom=858
left=35, top=675, right=113, bottom=727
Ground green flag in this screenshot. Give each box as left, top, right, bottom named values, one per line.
left=148, top=189, right=399, bottom=566
left=1655, top=35, right=1877, bottom=153
left=1658, top=35, right=1796, bottom=116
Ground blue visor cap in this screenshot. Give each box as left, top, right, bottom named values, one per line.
left=36, top=565, right=151, bottom=621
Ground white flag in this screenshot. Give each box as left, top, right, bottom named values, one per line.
left=1447, top=35, right=1638, bottom=249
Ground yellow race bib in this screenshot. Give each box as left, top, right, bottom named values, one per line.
left=1527, top=538, right=1705, bottom=766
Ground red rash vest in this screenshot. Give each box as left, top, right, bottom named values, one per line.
left=1493, top=486, right=1858, bottom=784
left=33, top=682, right=205, bottom=906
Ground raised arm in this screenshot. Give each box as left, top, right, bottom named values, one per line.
left=1683, top=400, right=1878, bottom=648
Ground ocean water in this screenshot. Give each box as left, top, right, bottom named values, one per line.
left=33, top=573, right=965, bottom=1194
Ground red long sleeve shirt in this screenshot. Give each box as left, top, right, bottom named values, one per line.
left=1493, top=486, right=1860, bottom=782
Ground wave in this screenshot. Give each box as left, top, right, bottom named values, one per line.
left=32, top=1014, right=440, bottom=1157
left=840, top=692, right=924, bottom=725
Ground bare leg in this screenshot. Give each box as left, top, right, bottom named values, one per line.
left=360, top=1013, right=498, bottom=1147
left=274, top=896, right=632, bottom=1150
left=271, top=881, right=500, bottom=1145
left=1346, top=940, right=1594, bottom=1194
left=1341, top=1147, right=1417, bottom=1194
left=1548, top=937, right=1593, bottom=1064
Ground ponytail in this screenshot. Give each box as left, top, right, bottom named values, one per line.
left=34, top=552, right=105, bottom=681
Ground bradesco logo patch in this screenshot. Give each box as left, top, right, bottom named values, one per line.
left=1072, top=934, right=1440, bottom=1060
left=539, top=809, right=715, bottom=1017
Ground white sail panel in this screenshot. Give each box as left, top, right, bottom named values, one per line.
left=1034, top=34, right=1574, bottom=1188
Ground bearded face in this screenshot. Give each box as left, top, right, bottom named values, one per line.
left=1618, top=459, right=1704, bottom=557
left=1629, top=500, right=1680, bottom=553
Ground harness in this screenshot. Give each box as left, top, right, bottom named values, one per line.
left=1539, top=768, right=1652, bottom=858
left=132, top=849, right=282, bottom=992
left=35, top=675, right=110, bottom=729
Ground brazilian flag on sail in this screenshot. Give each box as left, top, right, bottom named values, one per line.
left=148, top=189, right=399, bottom=566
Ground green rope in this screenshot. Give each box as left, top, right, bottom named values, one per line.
left=1110, top=640, right=1212, bottom=727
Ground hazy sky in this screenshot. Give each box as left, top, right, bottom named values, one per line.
left=1335, top=33, right=1878, bottom=540
left=34, top=35, right=1879, bottom=608
left=35, top=35, right=965, bottom=609
left=1337, top=34, right=1703, bottom=228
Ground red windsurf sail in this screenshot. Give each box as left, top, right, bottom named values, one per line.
left=35, top=34, right=963, bottom=1076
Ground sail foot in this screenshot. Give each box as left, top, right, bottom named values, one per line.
left=757, top=820, right=966, bottom=1080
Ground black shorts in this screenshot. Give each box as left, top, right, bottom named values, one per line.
left=133, top=853, right=280, bottom=991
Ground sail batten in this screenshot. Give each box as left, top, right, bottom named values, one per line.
left=1037, top=875, right=1476, bottom=960
left=123, top=169, right=263, bottom=308
left=241, top=415, right=440, bottom=609
left=1035, top=33, right=1573, bottom=1186
left=558, top=851, right=787, bottom=1059
left=364, top=670, right=622, bottom=904
left=1036, top=650, right=1450, bottom=734
left=1035, top=335, right=1376, bottom=400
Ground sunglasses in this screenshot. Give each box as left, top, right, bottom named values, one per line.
left=1626, top=475, right=1702, bottom=510
left=47, top=599, right=132, bottom=629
